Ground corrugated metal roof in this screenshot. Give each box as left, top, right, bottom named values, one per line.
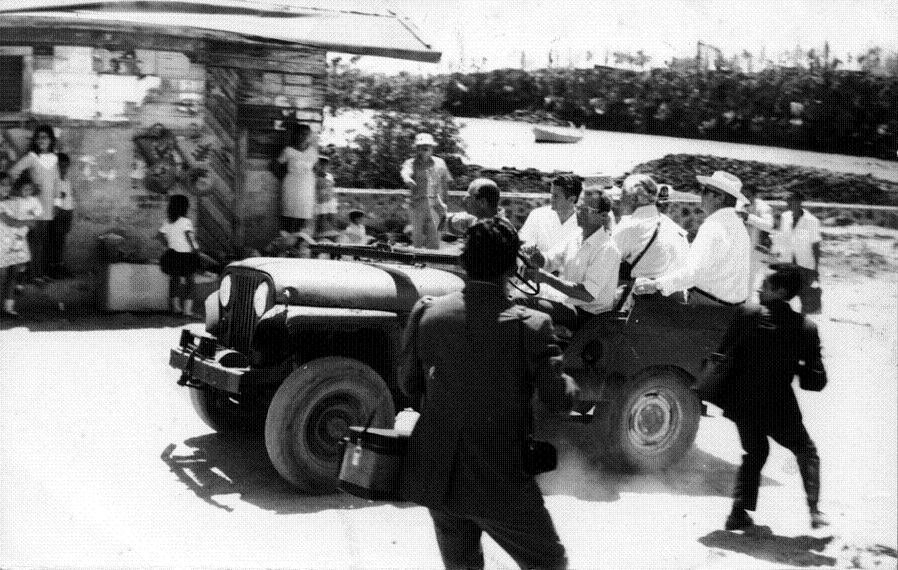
left=0, top=0, right=440, bottom=62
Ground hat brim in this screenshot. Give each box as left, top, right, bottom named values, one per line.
left=695, top=176, right=748, bottom=203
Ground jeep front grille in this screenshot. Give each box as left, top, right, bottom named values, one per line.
left=220, top=270, right=268, bottom=354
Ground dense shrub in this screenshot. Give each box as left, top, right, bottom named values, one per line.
left=326, top=111, right=465, bottom=189
left=328, top=63, right=898, bottom=160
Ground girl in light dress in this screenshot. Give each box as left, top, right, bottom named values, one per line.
left=278, top=123, right=318, bottom=235
left=0, top=172, right=43, bottom=318
left=158, top=194, right=201, bottom=318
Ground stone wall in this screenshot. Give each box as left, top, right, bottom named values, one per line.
left=333, top=189, right=898, bottom=235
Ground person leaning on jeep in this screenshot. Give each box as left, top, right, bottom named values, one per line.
left=399, top=217, right=577, bottom=570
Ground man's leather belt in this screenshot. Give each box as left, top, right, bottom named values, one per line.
left=691, top=287, right=745, bottom=306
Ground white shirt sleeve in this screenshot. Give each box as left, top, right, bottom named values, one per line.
left=400, top=158, right=414, bottom=184
left=579, top=244, right=621, bottom=312
left=809, top=215, right=822, bottom=243
left=518, top=208, right=542, bottom=247
left=656, top=218, right=722, bottom=296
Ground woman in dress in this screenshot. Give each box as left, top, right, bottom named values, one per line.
left=278, top=123, right=318, bottom=234
left=7, top=124, right=58, bottom=282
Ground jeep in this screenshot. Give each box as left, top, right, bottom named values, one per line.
left=170, top=243, right=733, bottom=493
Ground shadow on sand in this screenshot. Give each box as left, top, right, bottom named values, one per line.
left=699, top=528, right=836, bottom=567
left=160, top=431, right=415, bottom=515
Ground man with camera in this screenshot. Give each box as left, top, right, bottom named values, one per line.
left=696, top=268, right=829, bottom=531
left=399, top=218, right=578, bottom=570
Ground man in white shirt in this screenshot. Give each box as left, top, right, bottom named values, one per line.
left=519, top=187, right=621, bottom=330
left=401, top=133, right=453, bottom=249
left=613, top=174, right=689, bottom=280
left=518, top=174, right=582, bottom=259
left=774, top=190, right=822, bottom=313
left=738, top=183, right=775, bottom=302
left=634, top=171, right=751, bottom=305
left=441, top=178, right=506, bottom=235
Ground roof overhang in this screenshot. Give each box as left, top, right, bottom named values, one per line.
left=0, top=1, right=441, bottom=63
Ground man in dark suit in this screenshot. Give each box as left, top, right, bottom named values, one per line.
left=399, top=218, right=578, bottom=569
left=704, top=268, right=829, bottom=531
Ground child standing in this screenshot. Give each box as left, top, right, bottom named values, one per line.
left=314, top=155, right=338, bottom=236
left=158, top=194, right=200, bottom=317
left=49, top=152, right=74, bottom=279
left=1, top=172, right=42, bottom=318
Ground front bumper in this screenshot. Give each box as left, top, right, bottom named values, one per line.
left=169, top=329, right=262, bottom=394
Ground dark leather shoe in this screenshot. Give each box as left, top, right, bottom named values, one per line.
left=725, top=508, right=755, bottom=531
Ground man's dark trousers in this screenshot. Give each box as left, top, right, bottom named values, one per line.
left=732, top=413, right=821, bottom=513
left=429, top=508, right=567, bottom=570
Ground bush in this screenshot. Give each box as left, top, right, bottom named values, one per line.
left=328, top=111, right=465, bottom=189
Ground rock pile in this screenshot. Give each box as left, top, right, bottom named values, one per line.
left=627, top=154, right=898, bottom=206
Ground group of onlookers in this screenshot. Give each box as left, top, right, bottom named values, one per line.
left=0, top=125, right=75, bottom=319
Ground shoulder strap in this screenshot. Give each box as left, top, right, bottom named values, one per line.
left=629, top=220, right=661, bottom=271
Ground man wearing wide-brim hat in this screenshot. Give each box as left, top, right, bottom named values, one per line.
left=401, top=133, right=454, bottom=249
left=634, top=170, right=751, bottom=305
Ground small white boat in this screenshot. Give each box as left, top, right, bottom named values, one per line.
left=533, top=125, right=584, bottom=143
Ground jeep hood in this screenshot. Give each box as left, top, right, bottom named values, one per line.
left=228, top=257, right=464, bottom=313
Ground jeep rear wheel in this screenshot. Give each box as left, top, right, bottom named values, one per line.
left=595, top=368, right=700, bottom=471
left=265, top=357, right=395, bottom=494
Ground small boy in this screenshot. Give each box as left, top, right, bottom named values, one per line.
left=314, top=156, right=338, bottom=236
left=338, top=210, right=373, bottom=245
left=49, top=152, right=74, bottom=278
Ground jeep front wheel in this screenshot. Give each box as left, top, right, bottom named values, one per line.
left=190, top=387, right=251, bottom=435
left=596, top=368, right=701, bottom=471
left=264, top=357, right=395, bottom=494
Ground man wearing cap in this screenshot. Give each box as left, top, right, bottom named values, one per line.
left=613, top=174, right=689, bottom=280
left=441, top=177, right=507, bottom=235
left=634, top=171, right=751, bottom=305
left=401, top=133, right=454, bottom=249
left=520, top=186, right=621, bottom=331
left=773, top=191, right=822, bottom=314
left=519, top=174, right=583, bottom=261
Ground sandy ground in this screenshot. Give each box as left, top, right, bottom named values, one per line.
left=1, top=230, right=896, bottom=569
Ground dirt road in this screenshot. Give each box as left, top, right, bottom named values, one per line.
left=1, top=257, right=896, bottom=568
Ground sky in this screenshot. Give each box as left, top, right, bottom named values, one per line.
left=352, top=0, right=898, bottom=73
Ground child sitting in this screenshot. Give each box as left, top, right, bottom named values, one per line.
left=338, top=210, right=374, bottom=245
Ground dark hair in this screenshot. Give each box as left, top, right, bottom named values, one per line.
left=741, top=182, right=757, bottom=196
left=460, top=217, right=520, bottom=282
left=348, top=210, right=366, bottom=223
left=288, top=123, right=312, bottom=149
left=720, top=193, right=738, bottom=208
left=766, top=268, right=803, bottom=300
left=30, top=124, right=57, bottom=154
left=167, top=193, right=190, bottom=223
left=551, top=174, right=583, bottom=201
left=469, top=179, right=500, bottom=209
left=57, top=152, right=71, bottom=174
left=11, top=170, right=34, bottom=197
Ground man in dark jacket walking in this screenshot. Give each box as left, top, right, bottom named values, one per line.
left=703, top=268, right=829, bottom=531
left=399, top=217, right=578, bottom=569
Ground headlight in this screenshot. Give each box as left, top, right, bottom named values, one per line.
left=219, top=274, right=232, bottom=306
left=253, top=282, right=270, bottom=316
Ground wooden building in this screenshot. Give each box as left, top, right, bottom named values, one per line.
left=0, top=1, right=438, bottom=268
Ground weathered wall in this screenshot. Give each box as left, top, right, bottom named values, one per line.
left=1, top=30, right=326, bottom=269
